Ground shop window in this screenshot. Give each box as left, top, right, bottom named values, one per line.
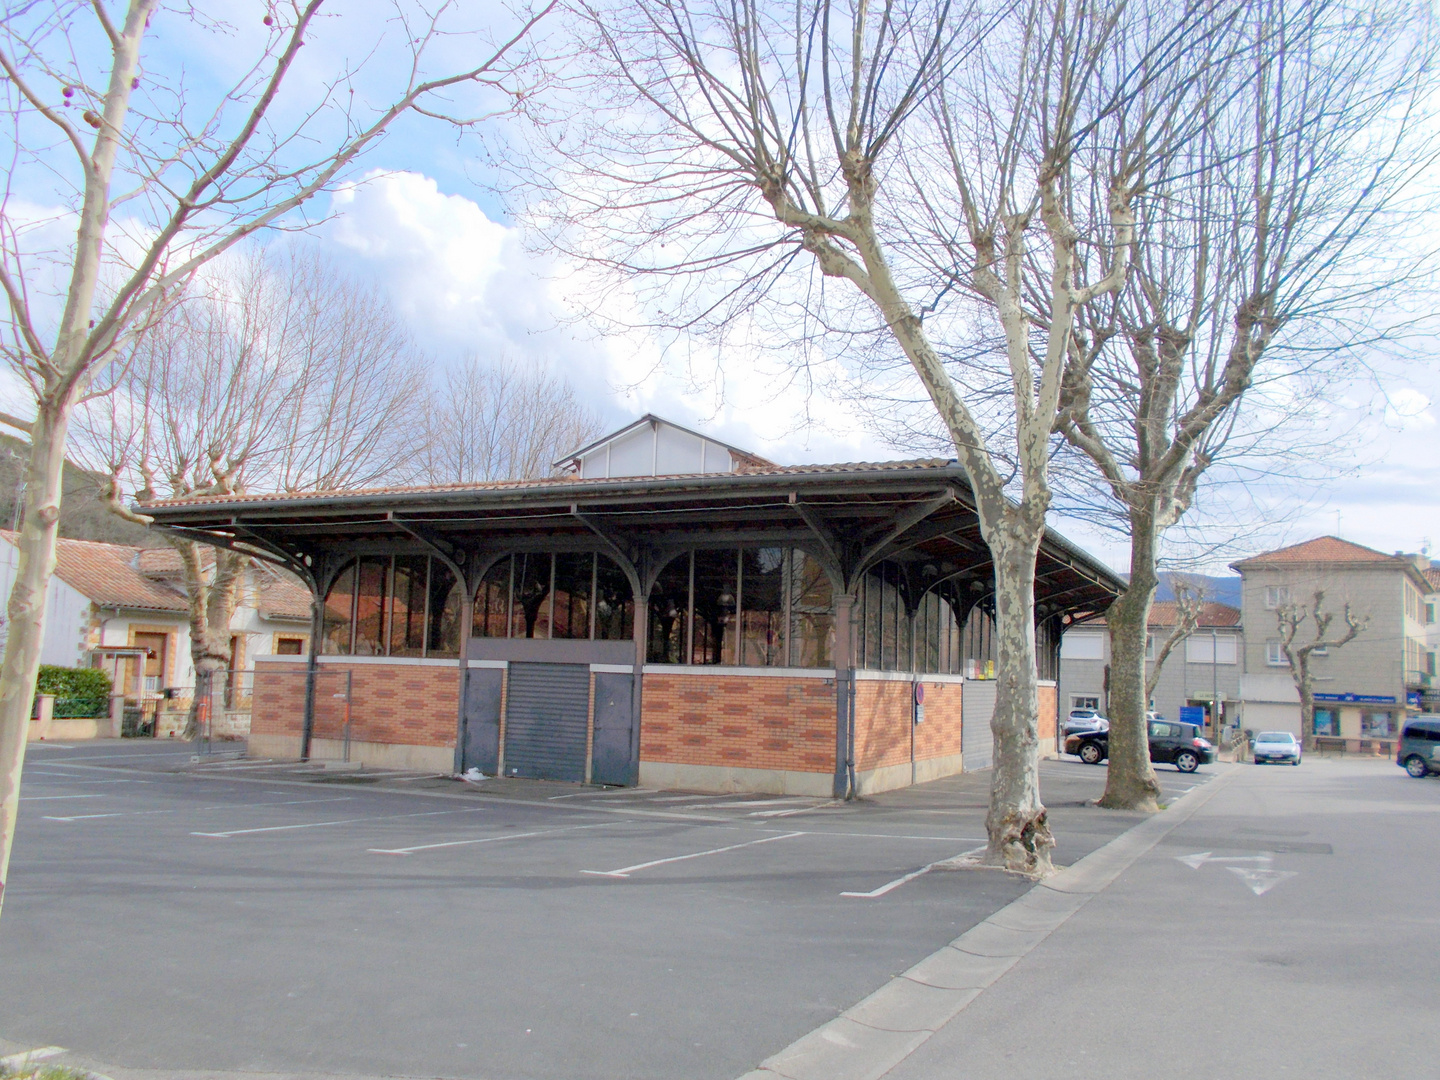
left=789, top=550, right=833, bottom=668
left=322, top=562, right=357, bottom=654
left=511, top=553, right=552, bottom=639
left=740, top=547, right=786, bottom=667
left=390, top=555, right=429, bottom=658
left=594, top=555, right=634, bottom=641
left=691, top=549, right=739, bottom=665
left=552, top=553, right=594, bottom=640
left=473, top=557, right=512, bottom=639
left=1361, top=710, right=1394, bottom=738
left=648, top=553, right=690, bottom=663
left=1313, top=708, right=1338, bottom=736
left=427, top=561, right=461, bottom=658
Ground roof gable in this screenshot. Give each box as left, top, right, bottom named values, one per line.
left=553, top=414, right=774, bottom=479
left=1231, top=536, right=1398, bottom=569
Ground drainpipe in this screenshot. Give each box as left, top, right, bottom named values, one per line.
left=832, top=592, right=855, bottom=800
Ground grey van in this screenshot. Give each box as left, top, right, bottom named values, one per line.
left=1397, top=716, right=1440, bottom=778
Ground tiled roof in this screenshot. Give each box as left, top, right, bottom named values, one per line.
left=1424, top=566, right=1440, bottom=591
left=1232, top=536, right=1398, bottom=567
left=256, top=565, right=312, bottom=621
left=143, top=459, right=959, bottom=510
left=0, top=530, right=187, bottom=612
left=135, top=546, right=213, bottom=576
left=1149, top=601, right=1241, bottom=628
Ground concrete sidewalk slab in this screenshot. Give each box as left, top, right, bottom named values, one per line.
left=737, top=766, right=1238, bottom=1080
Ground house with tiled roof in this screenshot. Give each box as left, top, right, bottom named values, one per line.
left=0, top=531, right=313, bottom=738
left=1057, top=595, right=1244, bottom=733
left=1230, top=536, right=1437, bottom=746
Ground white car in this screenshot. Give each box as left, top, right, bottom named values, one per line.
left=1253, top=730, right=1302, bottom=765
left=1064, top=710, right=1110, bottom=736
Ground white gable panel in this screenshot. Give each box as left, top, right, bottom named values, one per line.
left=605, top=426, right=655, bottom=476
left=655, top=423, right=704, bottom=475
left=701, top=441, right=734, bottom=473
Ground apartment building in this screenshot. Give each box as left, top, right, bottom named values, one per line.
left=1057, top=601, right=1243, bottom=731
left=1231, top=536, right=1435, bottom=746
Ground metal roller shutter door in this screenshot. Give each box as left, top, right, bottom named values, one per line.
left=504, top=662, right=590, bottom=782
left=962, top=680, right=996, bottom=771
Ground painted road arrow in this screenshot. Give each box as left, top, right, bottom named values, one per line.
left=1175, top=851, right=1297, bottom=895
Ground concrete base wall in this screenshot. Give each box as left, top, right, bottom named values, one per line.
left=854, top=751, right=965, bottom=796
left=638, top=760, right=833, bottom=796
left=27, top=717, right=102, bottom=741
left=247, top=733, right=454, bottom=773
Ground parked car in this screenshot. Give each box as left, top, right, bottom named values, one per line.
left=1065, top=719, right=1216, bottom=773
left=1396, top=716, right=1440, bottom=778
left=1252, top=730, right=1301, bottom=765
left=1064, top=709, right=1110, bottom=736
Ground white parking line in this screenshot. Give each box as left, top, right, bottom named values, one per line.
left=20, top=793, right=106, bottom=801
left=192, top=807, right=485, bottom=838
left=369, top=822, right=610, bottom=855
left=841, top=846, right=986, bottom=898
left=581, top=831, right=806, bottom=878
left=0, top=1046, right=67, bottom=1069
left=44, top=813, right=124, bottom=822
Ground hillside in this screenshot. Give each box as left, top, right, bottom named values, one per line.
left=0, top=433, right=163, bottom=548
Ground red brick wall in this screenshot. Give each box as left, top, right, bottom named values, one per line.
left=853, top=679, right=963, bottom=771
left=640, top=672, right=835, bottom=774
left=252, top=660, right=457, bottom=748
left=1038, top=682, right=1057, bottom=747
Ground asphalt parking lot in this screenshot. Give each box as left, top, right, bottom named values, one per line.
left=0, top=741, right=1213, bottom=1080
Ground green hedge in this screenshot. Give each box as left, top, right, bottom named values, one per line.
left=36, top=665, right=112, bottom=719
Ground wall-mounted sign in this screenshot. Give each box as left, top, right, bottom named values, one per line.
left=1313, top=693, right=1396, bottom=705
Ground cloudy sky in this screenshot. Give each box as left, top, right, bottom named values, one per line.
left=4, top=2, right=1438, bottom=577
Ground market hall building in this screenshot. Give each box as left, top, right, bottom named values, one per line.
left=146, top=416, right=1122, bottom=797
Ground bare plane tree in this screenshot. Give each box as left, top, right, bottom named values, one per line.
left=0, top=0, right=554, bottom=919
left=71, top=248, right=426, bottom=733
left=1277, top=590, right=1366, bottom=746
left=1053, top=0, right=1439, bottom=809
left=536, top=0, right=1233, bottom=872
left=1145, top=582, right=1204, bottom=706
left=417, top=356, right=603, bottom=483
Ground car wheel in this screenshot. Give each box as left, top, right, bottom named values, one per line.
left=1079, top=742, right=1103, bottom=765
left=1175, top=750, right=1199, bottom=773
left=1405, top=755, right=1430, bottom=779
left=1253, top=757, right=1262, bottom=765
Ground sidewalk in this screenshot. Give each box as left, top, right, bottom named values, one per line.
left=744, top=757, right=1439, bottom=1080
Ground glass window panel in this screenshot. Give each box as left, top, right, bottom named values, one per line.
left=740, top=547, right=786, bottom=667
left=322, top=562, right=356, bottom=655
left=552, top=553, right=594, bottom=640
left=789, top=550, right=834, bottom=668
left=428, top=559, right=461, bottom=658
left=691, top=549, right=739, bottom=665
left=390, top=555, right=429, bottom=657
left=880, top=570, right=898, bottom=670
left=922, top=593, right=941, bottom=673
left=511, top=553, right=553, bottom=639
left=353, top=557, right=390, bottom=656
left=647, top=553, right=690, bottom=663
left=473, top=557, right=512, bottom=639
left=595, top=555, right=635, bottom=641
left=863, top=570, right=882, bottom=669
left=899, top=590, right=914, bottom=671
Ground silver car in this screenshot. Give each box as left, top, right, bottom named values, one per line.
left=1253, top=730, right=1301, bottom=765
left=1064, top=710, right=1110, bottom=737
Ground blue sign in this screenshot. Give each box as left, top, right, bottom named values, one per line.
left=1313, top=692, right=1396, bottom=705
left=1407, top=691, right=1423, bottom=709
left=1179, top=705, right=1207, bottom=725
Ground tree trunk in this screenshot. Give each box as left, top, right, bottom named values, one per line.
left=1099, top=506, right=1163, bottom=811
left=983, top=514, right=1054, bottom=875
left=0, top=400, right=75, bottom=915
left=176, top=540, right=246, bottom=741
left=1295, top=657, right=1314, bottom=750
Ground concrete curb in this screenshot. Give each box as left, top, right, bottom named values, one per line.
left=736, top=766, right=1240, bottom=1080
